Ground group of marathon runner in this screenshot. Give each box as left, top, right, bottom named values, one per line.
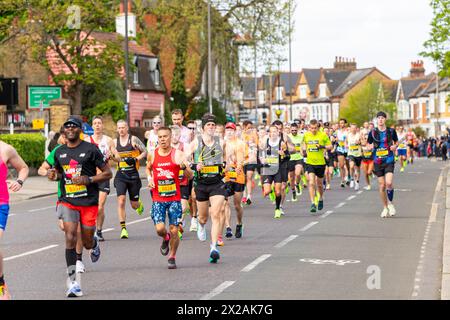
left=0, top=109, right=420, bottom=299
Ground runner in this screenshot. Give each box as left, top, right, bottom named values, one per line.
left=346, top=123, right=363, bottom=190
left=361, top=127, right=374, bottom=190
left=242, top=120, right=258, bottom=206
left=188, top=113, right=227, bottom=263
left=84, top=116, right=120, bottom=241
left=48, top=116, right=112, bottom=297
left=0, top=141, right=29, bottom=300
left=259, top=125, right=289, bottom=219
left=406, top=127, right=417, bottom=165
left=303, top=119, right=332, bottom=213
left=367, top=111, right=399, bottom=218
left=186, top=121, right=199, bottom=232
left=288, top=122, right=305, bottom=201
left=171, top=109, right=191, bottom=144
left=323, top=126, right=336, bottom=190
left=145, top=116, right=162, bottom=153
left=222, top=122, right=246, bottom=239
left=396, top=126, right=408, bottom=172
left=336, top=119, right=350, bottom=188
left=113, top=120, right=147, bottom=239
left=146, top=126, right=193, bottom=269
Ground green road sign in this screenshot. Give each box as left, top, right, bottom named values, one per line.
left=28, top=86, right=62, bottom=109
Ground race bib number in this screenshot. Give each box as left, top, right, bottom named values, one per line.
left=399, top=143, right=406, bottom=149
left=65, top=184, right=87, bottom=197
left=266, top=156, right=279, bottom=165
left=363, top=151, right=372, bottom=158
left=295, top=144, right=302, bottom=152
left=179, top=169, right=184, bottom=181
left=201, top=166, right=219, bottom=174
left=308, top=144, right=319, bottom=152
left=157, top=179, right=176, bottom=197
left=338, top=141, right=345, bottom=147
left=376, top=148, right=389, bottom=158
left=119, top=161, right=131, bottom=169
left=349, top=145, right=359, bottom=151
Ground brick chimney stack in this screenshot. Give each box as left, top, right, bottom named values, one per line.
left=119, top=0, right=132, bottom=14
left=334, top=56, right=357, bottom=71
left=409, top=60, right=425, bottom=78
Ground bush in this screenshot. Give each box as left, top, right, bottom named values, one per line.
left=0, top=133, right=45, bottom=168
left=186, top=98, right=226, bottom=124
left=83, top=100, right=126, bottom=123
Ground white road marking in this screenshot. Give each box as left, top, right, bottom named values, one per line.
left=241, top=254, right=272, bottom=272
left=9, top=214, right=16, bottom=217
left=127, top=217, right=151, bottom=225
left=300, top=258, right=360, bottom=266
left=320, top=210, right=333, bottom=219
left=408, top=172, right=424, bottom=174
left=299, top=221, right=318, bottom=232
left=335, top=202, right=346, bottom=208
left=4, top=245, right=59, bottom=261
left=200, top=281, right=236, bottom=300
left=347, top=195, right=356, bottom=201
left=396, top=189, right=412, bottom=192
left=102, top=228, right=115, bottom=233
left=28, top=205, right=55, bottom=212
left=275, top=235, right=298, bottom=248
left=357, top=191, right=363, bottom=195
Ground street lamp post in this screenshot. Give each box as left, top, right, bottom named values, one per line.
left=124, top=0, right=130, bottom=127
left=207, top=0, right=213, bottom=113
left=288, top=0, right=293, bottom=122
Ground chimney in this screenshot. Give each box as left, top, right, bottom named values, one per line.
left=409, top=60, right=425, bottom=78
left=333, top=56, right=357, bottom=71
left=116, top=0, right=136, bottom=38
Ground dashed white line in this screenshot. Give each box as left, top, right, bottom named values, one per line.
left=102, top=228, right=115, bottom=233
left=4, top=245, right=59, bottom=261
left=300, top=221, right=319, bottom=232
left=347, top=195, right=356, bottom=201
left=200, top=281, right=236, bottom=300
left=28, top=205, right=55, bottom=213
left=126, top=217, right=151, bottom=225
left=335, top=202, right=346, bottom=209
left=275, top=235, right=298, bottom=249
left=321, top=210, right=333, bottom=219
left=241, top=254, right=272, bottom=272
left=357, top=191, right=363, bottom=195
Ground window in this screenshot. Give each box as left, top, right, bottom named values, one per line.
left=258, top=91, right=265, bottom=105
left=148, top=57, right=160, bottom=87
left=319, top=84, right=327, bottom=98
left=426, top=101, right=430, bottom=119
left=276, top=86, right=284, bottom=101
left=144, top=120, right=152, bottom=128
left=134, top=120, right=141, bottom=127
left=299, top=85, right=307, bottom=99
left=133, top=56, right=139, bottom=84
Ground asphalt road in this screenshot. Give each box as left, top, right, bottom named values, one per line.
left=2, top=158, right=447, bottom=300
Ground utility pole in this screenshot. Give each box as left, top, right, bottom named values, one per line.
left=124, top=0, right=130, bottom=127
left=207, top=0, right=213, bottom=113
left=288, top=0, right=293, bottom=122
left=254, top=43, right=258, bottom=124
left=435, top=71, right=440, bottom=137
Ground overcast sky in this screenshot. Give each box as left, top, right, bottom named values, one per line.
left=283, top=0, right=435, bottom=79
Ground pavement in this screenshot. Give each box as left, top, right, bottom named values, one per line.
left=2, top=158, right=449, bottom=300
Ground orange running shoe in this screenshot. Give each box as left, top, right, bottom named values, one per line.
left=0, top=283, right=11, bottom=300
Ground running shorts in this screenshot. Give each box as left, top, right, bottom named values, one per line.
left=180, top=185, right=191, bottom=200
left=348, top=156, right=362, bottom=167
left=114, top=176, right=142, bottom=202
left=325, top=156, right=334, bottom=167
left=151, top=201, right=182, bottom=226
left=57, top=202, right=98, bottom=229
left=195, top=181, right=227, bottom=202
left=225, top=182, right=245, bottom=197
left=373, top=163, right=395, bottom=177
left=0, top=204, right=10, bottom=231
left=288, top=160, right=304, bottom=172
left=305, top=164, right=326, bottom=178
left=397, top=149, right=407, bottom=156
left=262, top=171, right=283, bottom=185
left=98, top=180, right=111, bottom=194
left=280, top=161, right=289, bottom=183
left=244, top=164, right=258, bottom=173
left=361, top=159, right=374, bottom=166
left=337, top=151, right=347, bottom=158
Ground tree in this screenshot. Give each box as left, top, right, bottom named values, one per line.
left=421, top=0, right=450, bottom=77
left=0, top=0, right=126, bottom=115
left=341, top=78, right=397, bottom=126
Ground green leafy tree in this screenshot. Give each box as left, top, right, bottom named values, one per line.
left=421, top=0, right=450, bottom=77
left=185, top=98, right=226, bottom=124
left=83, top=100, right=126, bottom=123
left=0, top=0, right=126, bottom=115
left=413, top=126, right=427, bottom=138
left=341, top=78, right=396, bottom=126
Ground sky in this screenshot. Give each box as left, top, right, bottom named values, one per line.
left=283, top=0, right=436, bottom=79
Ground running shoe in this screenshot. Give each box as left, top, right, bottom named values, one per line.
left=314, top=193, right=320, bottom=207
left=274, top=209, right=282, bottom=219
left=258, top=180, right=262, bottom=187
left=96, top=230, right=105, bottom=242
left=225, top=227, right=233, bottom=238
left=160, top=234, right=170, bottom=256
left=90, top=238, right=101, bottom=263
left=246, top=197, right=252, bottom=205
left=0, top=283, right=11, bottom=300
left=241, top=197, right=247, bottom=204
left=346, top=179, right=351, bottom=186
left=120, top=227, right=129, bottom=239
left=354, top=181, right=359, bottom=191
left=388, top=203, right=396, bottom=217
left=76, top=260, right=85, bottom=274
left=400, top=167, right=405, bottom=172
left=310, top=203, right=317, bottom=213
left=197, top=223, right=207, bottom=241
left=66, top=281, right=83, bottom=298
left=209, top=247, right=220, bottom=263
left=318, top=199, right=324, bottom=211
left=178, top=224, right=184, bottom=240
left=235, top=224, right=243, bottom=238
left=291, top=192, right=297, bottom=202
left=217, top=235, right=224, bottom=247
left=326, top=184, right=331, bottom=190
left=296, top=184, right=302, bottom=196
left=136, top=199, right=144, bottom=215
left=380, top=207, right=389, bottom=218
left=364, top=185, right=371, bottom=191
left=340, top=182, right=345, bottom=188
left=350, top=180, right=354, bottom=188
left=280, top=206, right=285, bottom=216
left=190, top=217, right=198, bottom=232
left=168, top=257, right=177, bottom=269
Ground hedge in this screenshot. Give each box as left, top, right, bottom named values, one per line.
left=0, top=133, right=45, bottom=168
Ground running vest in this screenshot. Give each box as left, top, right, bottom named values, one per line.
left=90, top=135, right=110, bottom=162
left=224, top=140, right=246, bottom=184
left=194, top=136, right=223, bottom=184
left=289, top=134, right=304, bottom=161
left=151, top=147, right=181, bottom=202
left=397, top=132, right=407, bottom=150
left=261, top=138, right=281, bottom=176
left=347, top=133, right=362, bottom=157
left=0, top=150, right=9, bottom=205
left=173, top=142, right=188, bottom=186
left=336, top=129, right=348, bottom=153
left=116, top=135, right=140, bottom=177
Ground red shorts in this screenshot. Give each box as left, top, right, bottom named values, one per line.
left=58, top=202, right=98, bottom=228
left=361, top=159, right=373, bottom=166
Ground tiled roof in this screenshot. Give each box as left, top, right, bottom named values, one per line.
left=241, top=76, right=259, bottom=99
left=323, top=69, right=352, bottom=95
left=400, top=75, right=433, bottom=99
left=303, top=69, right=321, bottom=93
left=278, top=72, right=301, bottom=95
left=332, top=68, right=375, bottom=97
left=90, top=31, right=155, bottom=57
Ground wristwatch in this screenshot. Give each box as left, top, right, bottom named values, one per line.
left=16, top=179, right=24, bottom=186
left=88, top=176, right=94, bottom=184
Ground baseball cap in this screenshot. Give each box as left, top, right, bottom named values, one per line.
left=225, top=122, right=236, bottom=130
left=202, top=113, right=216, bottom=127
left=63, top=117, right=82, bottom=128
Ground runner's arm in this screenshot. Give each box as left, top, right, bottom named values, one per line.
left=132, top=136, right=148, bottom=161
left=176, top=149, right=193, bottom=180
left=146, top=151, right=155, bottom=188
left=6, top=145, right=29, bottom=192
left=108, top=137, right=121, bottom=162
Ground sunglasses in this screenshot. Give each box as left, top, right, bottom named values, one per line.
left=64, top=123, right=80, bottom=129
left=153, top=122, right=161, bottom=125
left=188, top=127, right=196, bottom=130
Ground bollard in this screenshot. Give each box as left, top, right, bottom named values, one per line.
left=45, top=123, right=49, bottom=138
left=9, top=123, right=13, bottom=134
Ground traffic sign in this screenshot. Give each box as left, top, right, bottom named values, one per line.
left=28, top=86, right=62, bottom=109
